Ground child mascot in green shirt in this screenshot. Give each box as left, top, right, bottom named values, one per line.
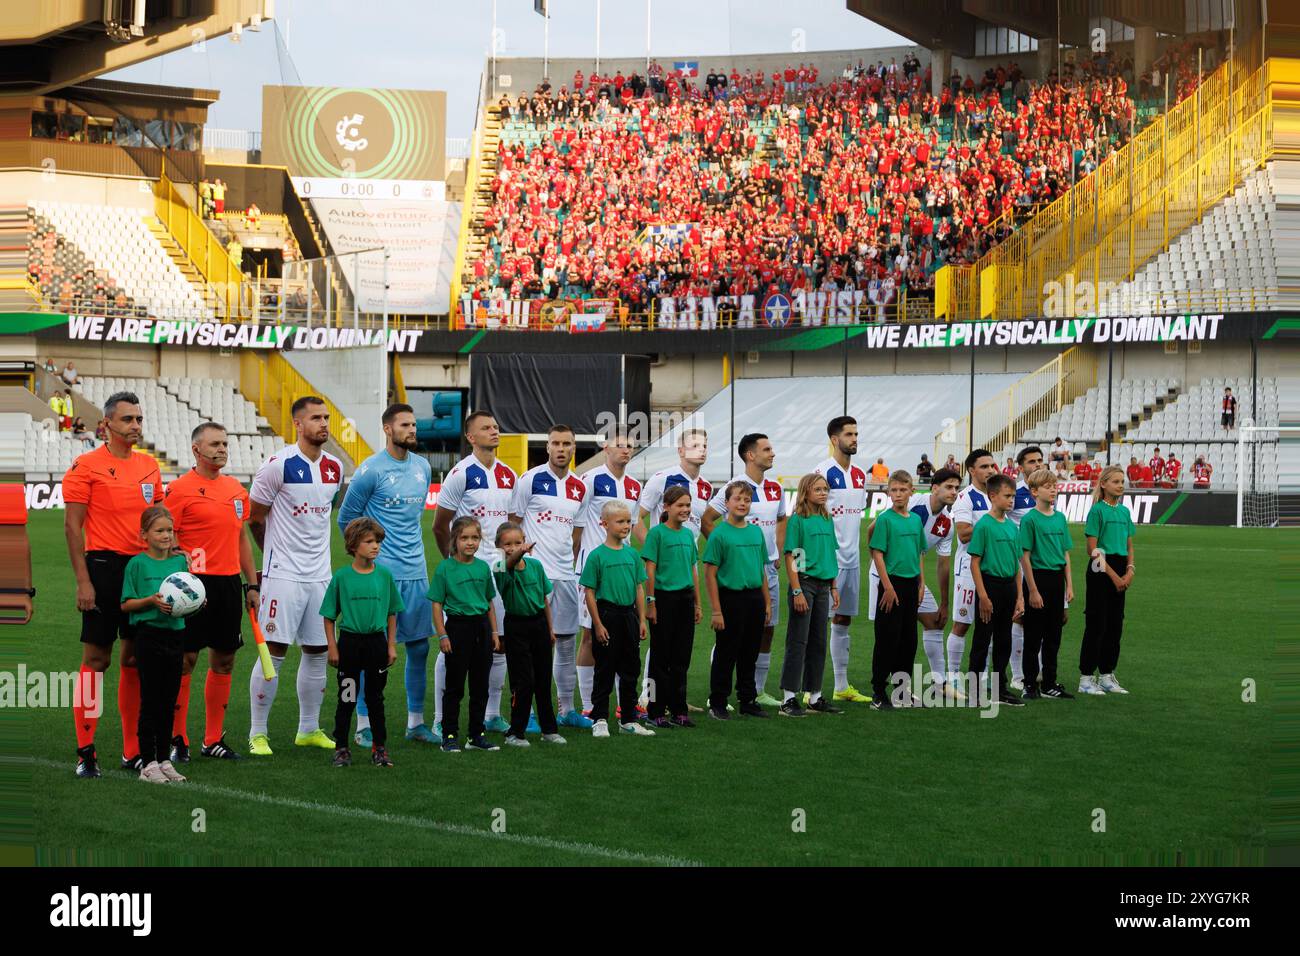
left=641, top=485, right=703, bottom=728
left=778, top=473, right=841, bottom=717
left=967, top=474, right=1025, bottom=707
left=322, top=518, right=403, bottom=767
left=580, top=501, right=654, bottom=738
left=868, top=471, right=926, bottom=710
left=120, top=505, right=194, bottom=784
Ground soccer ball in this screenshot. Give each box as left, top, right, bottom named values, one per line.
left=159, top=572, right=206, bottom=617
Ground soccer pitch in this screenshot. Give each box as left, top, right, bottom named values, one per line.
left=13, top=511, right=1273, bottom=866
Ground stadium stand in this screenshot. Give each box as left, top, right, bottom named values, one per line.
left=1023, top=377, right=1181, bottom=450
left=28, top=201, right=213, bottom=320
left=26, top=210, right=144, bottom=319
left=1100, top=164, right=1281, bottom=315
left=67, top=377, right=274, bottom=481
left=629, top=372, right=1022, bottom=483
left=466, top=54, right=1151, bottom=312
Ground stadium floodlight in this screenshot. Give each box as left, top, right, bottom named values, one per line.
left=250, top=14, right=263, bottom=31
left=130, top=0, right=145, bottom=36
left=230, top=21, right=243, bottom=42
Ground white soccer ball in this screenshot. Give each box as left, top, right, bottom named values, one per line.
left=160, top=572, right=206, bottom=617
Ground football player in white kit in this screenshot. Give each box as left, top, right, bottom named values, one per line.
left=866, top=466, right=961, bottom=693
left=947, top=448, right=1000, bottom=694
left=1006, top=445, right=1045, bottom=692
left=634, top=428, right=712, bottom=710
left=813, top=417, right=871, bottom=703
left=246, top=396, right=344, bottom=756
left=432, top=411, right=516, bottom=734
left=575, top=431, right=642, bottom=716
left=702, top=433, right=787, bottom=708
left=509, top=423, right=592, bottom=729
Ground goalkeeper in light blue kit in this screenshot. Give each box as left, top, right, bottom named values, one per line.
left=336, top=404, right=438, bottom=745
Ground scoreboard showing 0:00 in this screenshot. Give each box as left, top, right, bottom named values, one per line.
left=291, top=177, right=447, bottom=202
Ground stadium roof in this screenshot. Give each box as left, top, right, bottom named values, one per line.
left=0, top=0, right=272, bottom=95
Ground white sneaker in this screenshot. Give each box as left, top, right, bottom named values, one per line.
left=944, top=680, right=967, bottom=702
left=1078, top=675, right=1107, bottom=696
left=620, top=721, right=656, bottom=736
left=540, top=733, right=567, bottom=744
left=1098, top=673, right=1129, bottom=694
left=157, top=759, right=187, bottom=783
left=138, top=761, right=168, bottom=784
left=1008, top=678, right=1025, bottom=692
left=503, top=735, right=530, bottom=748
left=591, top=719, right=610, bottom=738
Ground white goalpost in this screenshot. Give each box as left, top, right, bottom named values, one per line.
left=1236, top=423, right=1298, bottom=528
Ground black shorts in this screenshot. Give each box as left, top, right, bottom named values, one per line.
left=80, top=550, right=133, bottom=647
left=183, top=574, right=245, bottom=654
left=1222, top=412, right=1235, bottom=427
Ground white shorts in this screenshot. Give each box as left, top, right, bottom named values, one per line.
left=946, top=551, right=973, bottom=626
left=867, top=569, right=937, bottom=621
left=765, top=561, right=779, bottom=628
left=548, top=578, right=580, bottom=635
left=259, top=577, right=328, bottom=647
left=834, top=566, right=861, bottom=617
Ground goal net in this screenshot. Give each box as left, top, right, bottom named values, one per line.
left=1236, top=424, right=1299, bottom=528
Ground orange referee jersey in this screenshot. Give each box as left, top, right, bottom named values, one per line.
left=165, top=469, right=251, bottom=576
left=62, top=444, right=163, bottom=555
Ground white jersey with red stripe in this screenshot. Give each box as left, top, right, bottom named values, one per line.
left=577, top=465, right=643, bottom=559
left=950, top=482, right=990, bottom=571
left=707, top=472, right=787, bottom=563
left=511, top=463, right=587, bottom=580
left=437, top=453, right=518, bottom=562
left=639, top=467, right=713, bottom=541
left=813, top=456, right=868, bottom=569
left=1009, top=478, right=1037, bottom=527
left=249, top=444, right=343, bottom=582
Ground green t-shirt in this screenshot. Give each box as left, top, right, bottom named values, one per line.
left=968, top=513, right=1020, bottom=578
left=868, top=508, right=924, bottom=578
left=121, top=552, right=189, bottom=631
left=785, top=512, right=839, bottom=580
left=642, top=523, right=698, bottom=592
left=579, top=543, right=646, bottom=606
left=701, top=519, right=767, bottom=590
left=494, top=555, right=553, bottom=617
left=1085, top=500, right=1134, bottom=556
left=427, top=556, right=496, bottom=617
left=1019, top=508, right=1073, bottom=570
left=320, top=563, right=404, bottom=635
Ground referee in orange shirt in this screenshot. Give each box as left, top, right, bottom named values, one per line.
left=164, top=423, right=259, bottom=761
left=64, top=391, right=162, bottom=778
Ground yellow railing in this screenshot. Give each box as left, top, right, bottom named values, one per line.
left=935, top=345, right=1098, bottom=464
left=450, top=88, right=492, bottom=331
left=942, top=52, right=1285, bottom=321
left=239, top=350, right=373, bottom=467
left=154, top=168, right=254, bottom=320
left=391, top=353, right=408, bottom=404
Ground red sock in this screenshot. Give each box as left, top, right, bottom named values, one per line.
left=73, top=665, right=100, bottom=749
left=204, top=672, right=233, bottom=746
left=118, top=663, right=140, bottom=760
left=173, top=673, right=191, bottom=743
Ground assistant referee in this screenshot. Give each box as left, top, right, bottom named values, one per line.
left=165, top=423, right=259, bottom=761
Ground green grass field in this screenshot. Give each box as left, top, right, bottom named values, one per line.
left=10, top=511, right=1276, bottom=866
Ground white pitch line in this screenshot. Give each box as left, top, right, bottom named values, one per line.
left=19, top=756, right=702, bottom=867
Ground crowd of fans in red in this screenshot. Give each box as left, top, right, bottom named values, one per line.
left=469, top=42, right=1211, bottom=312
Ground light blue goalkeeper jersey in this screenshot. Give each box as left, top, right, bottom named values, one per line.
left=337, top=448, right=432, bottom=581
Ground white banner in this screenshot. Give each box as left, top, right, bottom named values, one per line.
left=310, top=198, right=460, bottom=314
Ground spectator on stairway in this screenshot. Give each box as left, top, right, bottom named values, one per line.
left=60, top=360, right=81, bottom=387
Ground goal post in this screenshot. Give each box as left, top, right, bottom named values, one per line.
left=1236, top=423, right=1298, bottom=528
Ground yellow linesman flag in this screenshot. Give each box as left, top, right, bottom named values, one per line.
left=980, top=264, right=998, bottom=318
left=933, top=265, right=951, bottom=319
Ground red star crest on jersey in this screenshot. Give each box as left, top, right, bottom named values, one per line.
left=850, top=466, right=867, bottom=488
left=565, top=475, right=585, bottom=501
left=763, top=479, right=782, bottom=501
left=321, top=459, right=340, bottom=484
left=623, top=476, right=642, bottom=500
left=697, top=478, right=713, bottom=499
left=494, top=462, right=515, bottom=488
left=931, top=514, right=952, bottom=538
